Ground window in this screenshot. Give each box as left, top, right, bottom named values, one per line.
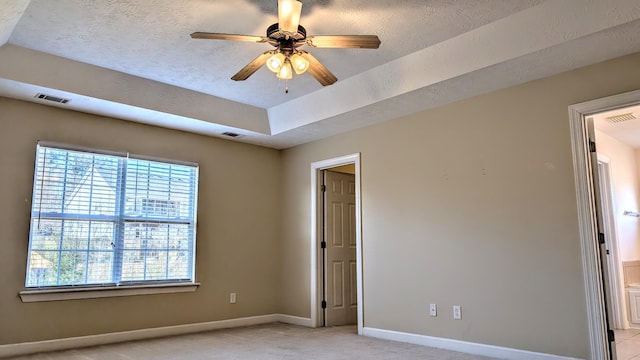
left=25, top=143, right=199, bottom=288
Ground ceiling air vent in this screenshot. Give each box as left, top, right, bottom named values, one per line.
left=35, top=93, right=70, bottom=104
left=222, top=132, right=243, bottom=138
left=606, top=112, right=636, bottom=123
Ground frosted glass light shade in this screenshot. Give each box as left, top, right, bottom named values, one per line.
left=278, top=0, right=302, bottom=33
left=290, top=54, right=309, bottom=74
left=266, top=53, right=286, bottom=73
left=277, top=60, right=293, bottom=80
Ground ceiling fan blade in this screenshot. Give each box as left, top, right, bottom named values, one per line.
left=190, top=32, right=269, bottom=43
left=231, top=51, right=274, bottom=81
left=278, top=0, right=302, bottom=33
left=298, top=51, right=337, bottom=86
left=306, top=35, right=381, bottom=49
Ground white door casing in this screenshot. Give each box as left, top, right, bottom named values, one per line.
left=310, top=153, right=363, bottom=334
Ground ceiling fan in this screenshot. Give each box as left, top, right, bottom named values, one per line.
left=190, top=0, right=381, bottom=90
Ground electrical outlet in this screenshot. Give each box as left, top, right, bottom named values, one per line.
left=429, top=303, right=437, bottom=317
left=453, top=305, right=461, bottom=320
left=230, top=292, right=237, bottom=304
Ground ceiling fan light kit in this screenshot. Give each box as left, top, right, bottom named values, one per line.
left=266, top=52, right=309, bottom=77
left=190, top=0, right=381, bottom=90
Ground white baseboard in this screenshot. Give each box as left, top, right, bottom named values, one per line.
left=276, top=314, right=313, bottom=327
left=2, top=317, right=577, bottom=360
left=0, top=314, right=312, bottom=358
left=362, top=327, right=583, bottom=360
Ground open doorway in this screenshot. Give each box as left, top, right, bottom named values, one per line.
left=309, top=154, right=363, bottom=334
left=569, top=89, right=640, bottom=360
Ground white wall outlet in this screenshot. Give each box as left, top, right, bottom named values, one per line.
left=429, top=303, right=437, bottom=317
left=453, top=305, right=462, bottom=320
left=230, top=292, right=237, bottom=304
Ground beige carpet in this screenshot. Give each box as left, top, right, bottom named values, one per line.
left=6, top=322, right=498, bottom=360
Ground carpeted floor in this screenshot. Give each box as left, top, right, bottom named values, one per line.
left=6, top=322, right=498, bottom=360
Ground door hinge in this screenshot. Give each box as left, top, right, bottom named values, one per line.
left=321, top=185, right=326, bottom=192
left=608, top=329, right=615, bottom=342
left=598, top=232, right=605, bottom=244
left=589, top=140, right=597, bottom=153
left=321, top=241, right=327, bottom=249
left=321, top=300, right=327, bottom=309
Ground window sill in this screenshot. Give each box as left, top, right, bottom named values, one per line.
left=19, top=282, right=200, bottom=302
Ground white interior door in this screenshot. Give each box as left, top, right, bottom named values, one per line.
left=323, top=169, right=357, bottom=326
left=597, top=158, right=628, bottom=330
left=588, top=118, right=616, bottom=359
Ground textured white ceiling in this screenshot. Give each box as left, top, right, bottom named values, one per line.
left=5, top=0, right=544, bottom=108
left=1, top=0, right=640, bottom=149
left=0, top=0, right=29, bottom=45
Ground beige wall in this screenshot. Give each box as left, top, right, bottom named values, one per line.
left=594, top=130, right=640, bottom=261
left=0, top=98, right=282, bottom=344
left=279, top=52, right=640, bottom=359
left=4, top=51, right=640, bottom=358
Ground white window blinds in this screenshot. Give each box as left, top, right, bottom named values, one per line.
left=26, top=143, right=199, bottom=287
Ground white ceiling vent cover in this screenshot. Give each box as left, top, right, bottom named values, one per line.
left=606, top=112, right=636, bottom=123
left=35, top=93, right=70, bottom=104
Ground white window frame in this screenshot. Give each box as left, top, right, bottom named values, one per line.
left=20, top=142, right=200, bottom=302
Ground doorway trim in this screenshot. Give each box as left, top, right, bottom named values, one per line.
left=310, top=153, right=363, bottom=334
left=569, top=89, right=640, bottom=360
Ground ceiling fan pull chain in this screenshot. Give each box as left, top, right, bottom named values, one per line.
left=285, top=80, right=289, bottom=94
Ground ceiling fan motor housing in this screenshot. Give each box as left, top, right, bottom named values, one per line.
left=267, top=23, right=307, bottom=43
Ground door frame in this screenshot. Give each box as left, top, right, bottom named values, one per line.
left=597, top=155, right=629, bottom=330
left=569, top=89, right=640, bottom=359
left=310, top=153, right=363, bottom=334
